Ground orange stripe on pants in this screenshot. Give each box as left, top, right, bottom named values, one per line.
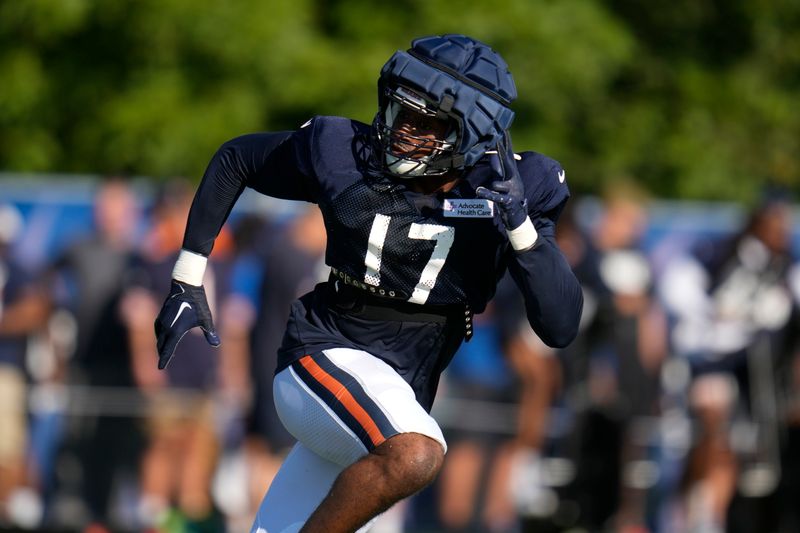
left=298, top=355, right=386, bottom=448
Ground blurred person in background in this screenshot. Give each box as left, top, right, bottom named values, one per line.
left=417, top=270, right=567, bottom=533
left=240, top=205, right=327, bottom=518
left=208, top=207, right=328, bottom=528
left=210, top=212, right=270, bottom=528
left=123, top=179, right=231, bottom=532
left=658, top=191, right=799, bottom=533
left=0, top=204, right=51, bottom=527
left=429, top=269, right=568, bottom=533
left=152, top=34, right=582, bottom=533
left=48, top=178, right=144, bottom=530
left=432, top=296, right=520, bottom=533
left=587, top=183, right=667, bottom=533
left=781, top=300, right=800, bottom=533
left=194, top=211, right=269, bottom=531
left=506, top=199, right=592, bottom=533
left=520, top=185, right=666, bottom=533
left=494, top=271, right=564, bottom=530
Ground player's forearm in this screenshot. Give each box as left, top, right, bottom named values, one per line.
left=176, top=132, right=295, bottom=284
left=181, top=140, right=252, bottom=257
left=509, top=236, right=583, bottom=348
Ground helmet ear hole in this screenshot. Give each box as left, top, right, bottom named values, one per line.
left=439, top=94, right=454, bottom=113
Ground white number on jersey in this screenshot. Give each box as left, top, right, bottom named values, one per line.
left=364, top=214, right=455, bottom=305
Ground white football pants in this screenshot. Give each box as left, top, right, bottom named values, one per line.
left=250, top=347, right=446, bottom=533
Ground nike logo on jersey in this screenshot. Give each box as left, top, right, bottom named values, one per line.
left=170, top=302, right=192, bottom=327
left=558, top=169, right=566, bottom=183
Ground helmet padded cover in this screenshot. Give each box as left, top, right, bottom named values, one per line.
left=410, top=34, right=517, bottom=104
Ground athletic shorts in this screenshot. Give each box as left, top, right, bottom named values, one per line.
left=273, top=346, right=447, bottom=467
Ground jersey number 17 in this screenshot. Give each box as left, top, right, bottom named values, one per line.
left=363, top=214, right=454, bottom=305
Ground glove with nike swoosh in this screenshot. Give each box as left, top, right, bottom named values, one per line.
left=476, top=131, right=539, bottom=251
left=154, top=280, right=220, bottom=370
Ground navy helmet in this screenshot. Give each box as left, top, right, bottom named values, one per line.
left=372, top=34, right=517, bottom=178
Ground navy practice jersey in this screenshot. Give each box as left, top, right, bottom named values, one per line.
left=182, top=116, right=582, bottom=408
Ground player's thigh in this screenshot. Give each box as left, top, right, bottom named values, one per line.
left=273, top=347, right=447, bottom=467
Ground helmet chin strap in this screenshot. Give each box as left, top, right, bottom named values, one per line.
left=386, top=154, right=427, bottom=177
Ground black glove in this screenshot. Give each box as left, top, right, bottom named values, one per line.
left=475, top=131, right=528, bottom=230
left=154, top=280, right=220, bottom=369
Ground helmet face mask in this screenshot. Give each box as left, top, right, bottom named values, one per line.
left=371, top=34, right=517, bottom=179
left=373, top=85, right=459, bottom=178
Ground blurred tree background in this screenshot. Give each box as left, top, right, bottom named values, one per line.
left=1, top=0, right=798, bottom=201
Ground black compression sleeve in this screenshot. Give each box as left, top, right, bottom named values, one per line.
left=181, top=131, right=298, bottom=256
left=506, top=224, right=583, bottom=348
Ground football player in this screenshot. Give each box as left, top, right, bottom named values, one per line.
left=154, top=34, right=583, bottom=532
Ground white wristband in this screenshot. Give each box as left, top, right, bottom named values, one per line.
left=507, top=216, right=538, bottom=251
left=172, top=249, right=207, bottom=286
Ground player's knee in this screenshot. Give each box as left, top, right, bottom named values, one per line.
left=377, top=433, right=444, bottom=492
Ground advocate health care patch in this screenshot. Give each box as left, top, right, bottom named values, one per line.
left=443, top=198, right=494, bottom=218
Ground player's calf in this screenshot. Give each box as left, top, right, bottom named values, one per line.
left=301, top=432, right=445, bottom=533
